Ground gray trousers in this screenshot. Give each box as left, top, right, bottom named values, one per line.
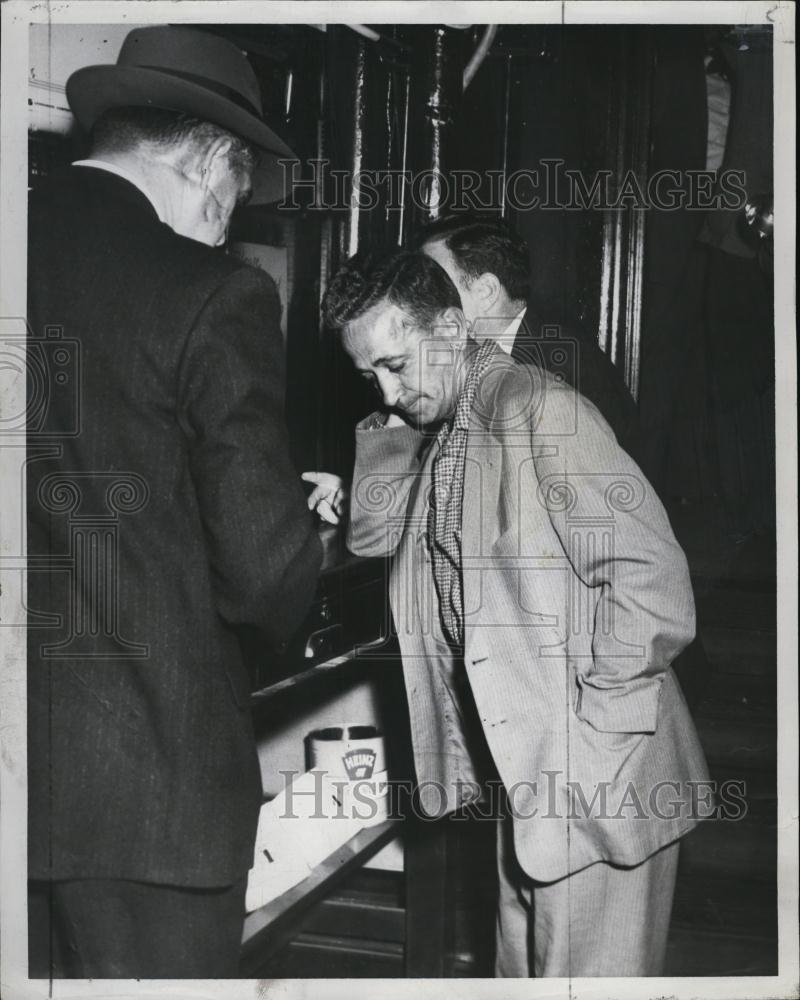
left=495, top=817, right=680, bottom=977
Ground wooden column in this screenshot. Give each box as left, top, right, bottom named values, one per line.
left=597, top=28, right=656, bottom=400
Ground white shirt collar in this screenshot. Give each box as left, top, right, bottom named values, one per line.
left=72, top=159, right=165, bottom=222
left=495, top=306, right=527, bottom=355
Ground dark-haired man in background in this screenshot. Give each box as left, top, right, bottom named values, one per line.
left=418, top=213, right=646, bottom=468
left=27, top=26, right=321, bottom=977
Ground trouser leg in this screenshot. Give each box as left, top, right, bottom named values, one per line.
left=32, top=876, right=247, bottom=978
left=29, top=879, right=72, bottom=977
left=531, top=839, right=681, bottom=977
left=494, top=814, right=532, bottom=976
left=494, top=827, right=681, bottom=978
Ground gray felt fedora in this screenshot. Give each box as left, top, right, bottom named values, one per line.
left=67, top=25, right=297, bottom=202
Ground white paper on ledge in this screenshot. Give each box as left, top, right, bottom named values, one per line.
left=245, top=769, right=390, bottom=913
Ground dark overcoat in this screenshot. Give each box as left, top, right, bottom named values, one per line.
left=27, top=165, right=322, bottom=886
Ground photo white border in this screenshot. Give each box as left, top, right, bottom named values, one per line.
left=2, top=3, right=796, bottom=999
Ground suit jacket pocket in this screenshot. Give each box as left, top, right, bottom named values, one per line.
left=569, top=664, right=644, bottom=756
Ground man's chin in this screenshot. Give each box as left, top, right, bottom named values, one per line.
left=404, top=410, right=444, bottom=431
left=399, top=404, right=424, bottom=425
left=398, top=399, right=448, bottom=429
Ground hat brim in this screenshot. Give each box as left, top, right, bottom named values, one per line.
left=67, top=64, right=298, bottom=204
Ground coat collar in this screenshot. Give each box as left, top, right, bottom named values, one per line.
left=67, top=163, right=161, bottom=224
left=72, top=159, right=164, bottom=222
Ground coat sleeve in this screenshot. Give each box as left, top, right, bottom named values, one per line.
left=529, top=382, right=695, bottom=734
left=347, top=417, right=427, bottom=558
left=177, top=266, right=322, bottom=646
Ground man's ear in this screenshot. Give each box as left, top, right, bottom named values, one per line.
left=198, top=136, right=234, bottom=191
left=438, top=306, right=470, bottom=340
left=473, top=272, right=502, bottom=308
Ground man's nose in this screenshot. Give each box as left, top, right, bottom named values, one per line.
left=376, top=373, right=402, bottom=408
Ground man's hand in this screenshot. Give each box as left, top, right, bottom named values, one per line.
left=302, top=472, right=347, bottom=525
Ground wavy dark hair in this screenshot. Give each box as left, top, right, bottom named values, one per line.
left=322, top=249, right=461, bottom=333
left=416, top=212, right=531, bottom=302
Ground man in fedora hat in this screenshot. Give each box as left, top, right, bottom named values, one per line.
left=27, top=26, right=321, bottom=978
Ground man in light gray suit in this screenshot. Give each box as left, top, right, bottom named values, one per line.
left=321, top=250, right=710, bottom=977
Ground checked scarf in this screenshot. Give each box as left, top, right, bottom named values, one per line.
left=428, top=338, right=498, bottom=647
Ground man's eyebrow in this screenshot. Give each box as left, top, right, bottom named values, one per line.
left=373, top=353, right=407, bottom=367
left=355, top=353, right=407, bottom=373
